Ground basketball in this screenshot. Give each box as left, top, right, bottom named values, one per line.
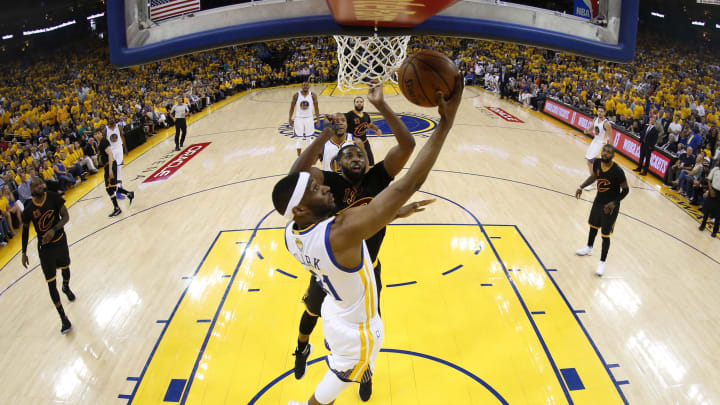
left=397, top=50, right=459, bottom=107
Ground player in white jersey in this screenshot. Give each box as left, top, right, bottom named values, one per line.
left=275, top=76, right=463, bottom=405
left=290, top=81, right=320, bottom=156
left=583, top=106, right=611, bottom=190
left=106, top=117, right=128, bottom=199
left=319, top=113, right=364, bottom=173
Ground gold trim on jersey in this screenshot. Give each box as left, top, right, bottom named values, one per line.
left=32, top=193, right=47, bottom=207
left=336, top=196, right=373, bottom=214
left=330, top=137, right=347, bottom=148
left=46, top=276, right=56, bottom=283
left=600, top=161, right=615, bottom=173
left=52, top=232, right=64, bottom=243
left=291, top=222, right=319, bottom=235
left=589, top=224, right=600, bottom=229
left=57, top=265, right=69, bottom=270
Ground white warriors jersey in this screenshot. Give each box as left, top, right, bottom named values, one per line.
left=592, top=117, right=608, bottom=143
left=295, top=91, right=314, bottom=119
left=106, top=125, right=124, bottom=162
left=285, top=217, right=378, bottom=324
left=321, top=134, right=355, bottom=172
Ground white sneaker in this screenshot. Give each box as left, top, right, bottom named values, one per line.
left=288, top=402, right=307, bottom=405
left=575, top=246, right=593, bottom=256
left=584, top=183, right=595, bottom=191
left=595, top=261, right=605, bottom=277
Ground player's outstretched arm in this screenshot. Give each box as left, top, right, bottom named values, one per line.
left=289, top=123, right=333, bottom=175
left=21, top=223, right=30, bottom=268
left=330, top=78, right=463, bottom=262
left=576, top=172, right=598, bottom=199
left=366, top=82, right=416, bottom=177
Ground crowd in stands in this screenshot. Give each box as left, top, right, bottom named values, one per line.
left=418, top=35, right=720, bottom=208
left=1, top=33, right=718, bottom=249
left=0, top=36, right=339, bottom=248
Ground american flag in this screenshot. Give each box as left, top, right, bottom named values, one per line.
left=149, top=0, right=201, bottom=22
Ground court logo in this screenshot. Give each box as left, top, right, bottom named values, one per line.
left=596, top=178, right=611, bottom=192
left=278, top=113, right=438, bottom=139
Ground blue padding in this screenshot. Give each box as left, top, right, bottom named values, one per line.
left=108, top=0, right=637, bottom=67
left=560, top=368, right=585, bottom=391
left=163, top=379, right=186, bottom=402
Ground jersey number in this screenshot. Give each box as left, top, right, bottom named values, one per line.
left=311, top=271, right=342, bottom=301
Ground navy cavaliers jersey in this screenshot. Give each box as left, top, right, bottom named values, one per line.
left=22, top=191, right=67, bottom=249
left=322, top=161, right=393, bottom=261
left=98, top=137, right=112, bottom=167
left=345, top=111, right=373, bottom=141
left=593, top=160, right=627, bottom=205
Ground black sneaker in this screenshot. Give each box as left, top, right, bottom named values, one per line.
left=109, top=207, right=122, bottom=217
left=175, top=146, right=180, bottom=151
left=128, top=191, right=135, bottom=207
left=293, top=344, right=312, bottom=380
left=61, top=319, right=72, bottom=335
left=359, top=379, right=372, bottom=401
left=62, top=285, right=76, bottom=302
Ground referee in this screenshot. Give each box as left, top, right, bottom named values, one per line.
left=170, top=97, right=190, bottom=151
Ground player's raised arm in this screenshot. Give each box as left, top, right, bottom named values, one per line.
left=367, top=83, right=415, bottom=177
left=330, top=75, right=463, bottom=257
left=289, top=121, right=333, bottom=175
left=577, top=171, right=598, bottom=198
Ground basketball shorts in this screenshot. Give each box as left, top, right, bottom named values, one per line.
left=39, top=235, right=70, bottom=281
left=589, top=200, right=620, bottom=237
left=322, top=313, right=384, bottom=383
left=294, top=116, right=315, bottom=148
left=585, top=139, right=604, bottom=160
left=104, top=161, right=119, bottom=188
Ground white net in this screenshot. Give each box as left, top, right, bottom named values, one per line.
left=333, top=35, right=411, bottom=91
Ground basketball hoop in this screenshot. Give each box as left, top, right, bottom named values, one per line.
left=333, top=35, right=411, bottom=91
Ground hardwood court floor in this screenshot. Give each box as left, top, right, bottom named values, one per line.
left=0, top=84, right=718, bottom=405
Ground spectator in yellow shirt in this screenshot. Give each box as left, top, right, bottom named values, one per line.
left=0, top=185, right=22, bottom=232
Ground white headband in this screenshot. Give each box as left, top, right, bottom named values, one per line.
left=284, top=171, right=310, bottom=219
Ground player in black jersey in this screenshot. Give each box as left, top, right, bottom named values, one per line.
left=287, top=84, right=427, bottom=401
left=345, top=96, right=382, bottom=166
left=94, top=130, right=134, bottom=217
left=21, top=177, right=74, bottom=334
left=575, top=144, right=629, bottom=276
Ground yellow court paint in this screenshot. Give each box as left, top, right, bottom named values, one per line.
left=131, top=225, right=623, bottom=404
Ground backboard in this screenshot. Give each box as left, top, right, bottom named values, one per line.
left=107, top=0, right=638, bottom=67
